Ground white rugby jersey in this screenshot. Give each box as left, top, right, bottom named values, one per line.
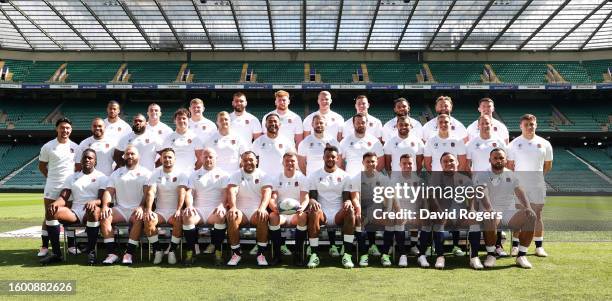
left=62, top=170, right=107, bottom=206
left=359, top=171, right=390, bottom=202
left=147, top=167, right=188, bottom=211
left=251, top=134, right=295, bottom=176
left=117, top=131, right=163, bottom=171
left=261, top=109, right=303, bottom=142
left=188, top=117, right=216, bottom=142
left=273, top=171, right=308, bottom=202
left=421, top=116, right=467, bottom=141
left=383, top=135, right=424, bottom=172
left=308, top=168, right=358, bottom=210
left=230, top=111, right=262, bottom=144
left=473, top=169, right=519, bottom=211
left=146, top=122, right=173, bottom=142
left=466, top=136, right=507, bottom=172
left=297, top=134, right=340, bottom=177
left=203, top=131, right=249, bottom=174
left=189, top=167, right=230, bottom=209
left=339, top=133, right=384, bottom=176
left=508, top=135, right=553, bottom=171
left=107, top=165, right=151, bottom=209
left=303, top=110, right=345, bottom=139
left=75, top=136, right=116, bottom=176
left=104, top=118, right=132, bottom=144
left=424, top=135, right=466, bottom=172
left=161, top=130, right=203, bottom=175
left=466, top=118, right=509, bottom=142
left=343, top=114, right=383, bottom=139
left=382, top=116, right=423, bottom=142
left=40, top=138, right=78, bottom=187
left=228, top=169, right=272, bottom=211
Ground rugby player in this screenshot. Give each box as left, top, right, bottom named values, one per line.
left=262, top=90, right=303, bottom=145
left=104, top=100, right=132, bottom=144
left=342, top=95, right=383, bottom=141
left=188, top=98, right=217, bottom=142
left=384, top=115, right=424, bottom=173
left=75, top=118, right=115, bottom=176
left=466, top=98, right=509, bottom=144
left=268, top=152, right=309, bottom=266
left=297, top=113, right=340, bottom=177
left=421, top=96, right=468, bottom=142
left=225, top=151, right=274, bottom=266
left=306, top=146, right=360, bottom=268
left=252, top=113, right=295, bottom=176
left=230, top=92, right=262, bottom=144
left=183, top=148, right=229, bottom=266
left=424, top=114, right=467, bottom=172
left=38, top=118, right=78, bottom=258
left=146, top=103, right=173, bottom=141
left=115, top=113, right=162, bottom=171
left=302, top=91, right=344, bottom=141
left=203, top=111, right=248, bottom=174
left=161, top=108, right=203, bottom=174
left=339, top=113, right=384, bottom=176
left=100, top=145, right=152, bottom=265
left=382, top=97, right=423, bottom=143
left=476, top=148, right=537, bottom=269
left=143, top=148, right=188, bottom=265
left=40, top=149, right=107, bottom=265
left=508, top=114, right=553, bottom=257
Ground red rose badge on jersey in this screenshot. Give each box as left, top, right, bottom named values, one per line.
left=255, top=178, right=260, bottom=184
left=172, top=177, right=177, bottom=182
left=145, top=139, right=150, bottom=144
left=245, top=119, right=250, bottom=125
left=492, top=142, right=497, bottom=147
left=537, top=144, right=542, bottom=148
left=288, top=118, right=292, bottom=124
left=187, top=139, right=192, bottom=144
left=118, top=127, right=122, bottom=131
left=158, top=130, right=162, bottom=135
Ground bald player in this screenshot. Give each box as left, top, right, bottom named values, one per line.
left=115, top=113, right=162, bottom=171
left=382, top=97, right=423, bottom=143
left=75, top=118, right=116, bottom=176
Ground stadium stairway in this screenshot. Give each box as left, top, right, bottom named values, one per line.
left=582, top=60, right=612, bottom=83
left=0, top=100, right=57, bottom=130
left=553, top=63, right=592, bottom=83
left=571, top=147, right=612, bottom=179
left=1, top=59, right=33, bottom=82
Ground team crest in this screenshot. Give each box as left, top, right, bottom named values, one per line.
left=105, top=143, right=110, bottom=148
left=367, top=142, right=372, bottom=147
left=506, top=177, right=511, bottom=182
left=145, top=139, right=150, bottom=144
left=493, top=127, right=498, bottom=131
left=214, top=139, right=218, bottom=144
left=70, top=148, right=74, bottom=153
left=411, top=142, right=415, bottom=147
left=369, top=122, right=373, bottom=127
left=451, top=126, right=455, bottom=130
left=288, top=118, right=292, bottom=124
left=331, top=118, right=335, bottom=122
left=278, top=144, right=283, bottom=148
left=492, top=142, right=497, bottom=147
left=537, top=144, right=542, bottom=148
left=294, top=181, right=299, bottom=187
left=118, top=127, right=122, bottom=131
left=172, top=177, right=177, bottom=182
left=158, top=130, right=162, bottom=135
left=231, top=140, right=236, bottom=145
left=518, top=143, right=522, bottom=148
left=202, top=125, right=206, bottom=130
left=337, top=177, right=342, bottom=182
left=187, top=139, right=192, bottom=144
left=91, top=178, right=96, bottom=182
left=136, top=172, right=141, bottom=176
left=310, top=142, right=314, bottom=147
left=255, top=178, right=260, bottom=184
left=215, top=174, right=219, bottom=179
left=245, top=119, right=250, bottom=125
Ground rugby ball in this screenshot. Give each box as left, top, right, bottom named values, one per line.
left=279, top=198, right=301, bottom=215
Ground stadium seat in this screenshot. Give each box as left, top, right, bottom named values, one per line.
left=428, top=62, right=484, bottom=83
left=546, top=147, right=612, bottom=193
left=65, top=61, right=121, bottom=83
left=24, top=61, right=64, bottom=83
left=366, top=62, right=421, bottom=83
left=188, top=62, right=244, bottom=83
left=552, top=63, right=592, bottom=83
left=311, top=62, right=362, bottom=83
left=582, top=60, right=612, bottom=83
left=248, top=62, right=304, bottom=83
left=125, top=61, right=183, bottom=83
left=490, top=63, right=548, bottom=83
left=571, top=147, right=612, bottom=178
left=0, top=59, right=33, bottom=82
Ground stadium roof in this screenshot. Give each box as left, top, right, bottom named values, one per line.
left=0, top=0, right=611, bottom=52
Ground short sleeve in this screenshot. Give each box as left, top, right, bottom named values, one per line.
left=39, top=144, right=49, bottom=162
left=373, top=140, right=384, bottom=156
left=116, top=135, right=129, bottom=152
left=307, top=173, right=317, bottom=191
left=416, top=140, right=425, bottom=155
left=303, top=114, right=313, bottom=133
left=74, top=144, right=84, bottom=163
left=456, top=140, right=467, bottom=156
left=544, top=141, right=553, bottom=161
left=228, top=171, right=242, bottom=186
left=297, top=139, right=307, bottom=156
left=424, top=140, right=433, bottom=157
left=383, top=140, right=392, bottom=155
left=106, top=173, right=117, bottom=189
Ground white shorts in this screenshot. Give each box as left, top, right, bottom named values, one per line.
left=114, top=206, right=135, bottom=222
left=70, top=204, right=87, bottom=223
left=154, top=209, right=176, bottom=222
left=322, top=207, right=341, bottom=227
left=43, top=183, right=63, bottom=200
left=195, top=207, right=217, bottom=223
left=499, top=209, right=518, bottom=227
left=279, top=214, right=297, bottom=226
left=239, top=207, right=258, bottom=222
left=524, top=186, right=546, bottom=205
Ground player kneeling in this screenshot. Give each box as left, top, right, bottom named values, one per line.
left=41, top=149, right=107, bottom=265
left=476, top=148, right=537, bottom=269
left=268, top=152, right=309, bottom=266
left=182, top=148, right=229, bottom=266
left=306, top=146, right=360, bottom=268
left=226, top=151, right=274, bottom=266
left=143, top=148, right=188, bottom=265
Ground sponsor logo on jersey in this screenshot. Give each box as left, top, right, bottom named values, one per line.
left=70, top=148, right=74, bottom=153
left=506, top=177, right=511, bottom=182
left=105, top=143, right=110, bottom=148
left=537, top=144, right=542, bottom=148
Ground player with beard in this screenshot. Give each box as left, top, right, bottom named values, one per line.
left=230, top=92, right=263, bottom=144
left=384, top=115, right=424, bottom=173
left=421, top=96, right=468, bottom=142
left=306, top=146, right=360, bottom=269
left=143, top=148, right=188, bottom=265
left=297, top=113, right=340, bottom=177
left=262, top=90, right=303, bottom=145
left=342, top=95, right=383, bottom=141
left=75, top=118, right=116, bottom=176
left=252, top=114, right=295, bottom=176
left=40, top=149, right=107, bottom=265
left=339, top=113, right=384, bottom=176
left=303, top=91, right=344, bottom=141
left=203, top=111, right=249, bottom=174
left=104, top=100, right=132, bottom=144
left=183, top=148, right=229, bottom=266
left=146, top=103, right=173, bottom=141
left=100, top=145, right=152, bottom=265
left=382, top=98, right=423, bottom=143
left=476, top=148, right=537, bottom=269
left=38, top=118, right=78, bottom=258
left=115, top=113, right=162, bottom=171
left=226, top=151, right=274, bottom=266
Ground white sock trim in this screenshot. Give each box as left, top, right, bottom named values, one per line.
left=257, top=242, right=267, bottom=247
left=128, top=239, right=139, bottom=246
left=41, top=230, right=48, bottom=236
left=182, top=224, right=196, bottom=230
left=171, top=236, right=181, bottom=244
left=343, top=234, right=354, bottom=243
left=213, top=223, right=227, bottom=230
left=104, top=238, right=114, bottom=243
left=86, top=221, right=100, bottom=227
left=269, top=224, right=281, bottom=231
left=309, top=238, right=319, bottom=247
left=518, top=245, right=529, bottom=253
left=45, top=220, right=60, bottom=226
left=410, top=237, right=418, bottom=242
left=394, top=225, right=404, bottom=231
left=469, top=224, right=481, bottom=231
left=534, top=236, right=543, bottom=241
left=296, top=225, right=307, bottom=231
left=485, top=246, right=496, bottom=253
left=231, top=244, right=240, bottom=250
left=66, top=231, right=75, bottom=238
left=384, top=226, right=395, bottom=231
left=512, top=237, right=520, bottom=242
left=355, top=226, right=362, bottom=232
left=148, top=235, right=159, bottom=243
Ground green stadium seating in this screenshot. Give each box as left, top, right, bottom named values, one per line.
left=0, top=144, right=41, bottom=181
left=490, top=63, right=547, bottom=83
left=571, top=147, right=612, bottom=178
left=24, top=61, right=63, bottom=83
left=1, top=59, right=33, bottom=82
left=553, top=63, right=592, bottom=83
left=125, top=61, right=182, bottom=83
left=546, top=147, right=612, bottom=193
left=60, top=102, right=108, bottom=130
left=428, top=62, right=484, bottom=84
left=3, top=159, right=45, bottom=188
left=556, top=103, right=606, bottom=132
left=188, top=62, right=243, bottom=83
left=249, top=62, right=303, bottom=83
left=311, top=62, right=362, bottom=83
left=65, top=61, right=120, bottom=83
left=582, top=60, right=612, bottom=83
left=495, top=102, right=553, bottom=131
left=0, top=100, right=57, bottom=130
left=366, top=62, right=421, bottom=84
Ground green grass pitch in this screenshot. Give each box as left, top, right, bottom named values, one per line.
left=0, top=193, right=610, bottom=300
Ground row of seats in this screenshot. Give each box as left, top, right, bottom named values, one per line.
left=571, top=147, right=612, bottom=179
left=546, top=147, right=612, bottom=193
left=4, top=59, right=610, bottom=84
left=0, top=144, right=41, bottom=180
